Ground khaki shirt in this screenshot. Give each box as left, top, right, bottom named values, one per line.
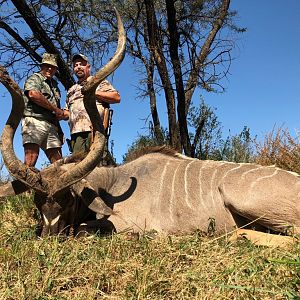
left=65, top=77, right=117, bottom=134
left=23, top=72, right=61, bottom=123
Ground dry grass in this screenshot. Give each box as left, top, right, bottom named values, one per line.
left=255, top=127, right=300, bottom=173
left=0, top=195, right=299, bottom=299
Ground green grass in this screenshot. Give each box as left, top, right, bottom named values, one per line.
left=0, top=195, right=299, bottom=299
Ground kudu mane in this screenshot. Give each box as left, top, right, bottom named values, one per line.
left=124, top=145, right=187, bottom=163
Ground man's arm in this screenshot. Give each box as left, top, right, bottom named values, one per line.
left=27, top=90, right=67, bottom=120
left=95, top=90, right=120, bottom=104
left=95, top=79, right=120, bottom=104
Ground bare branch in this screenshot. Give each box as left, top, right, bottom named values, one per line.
left=10, top=0, right=74, bottom=89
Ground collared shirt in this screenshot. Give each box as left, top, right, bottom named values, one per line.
left=23, top=72, right=61, bottom=123
left=65, top=77, right=117, bottom=134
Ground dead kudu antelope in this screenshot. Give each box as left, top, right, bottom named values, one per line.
left=0, top=16, right=300, bottom=247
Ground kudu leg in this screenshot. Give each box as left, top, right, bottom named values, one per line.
left=229, top=229, right=296, bottom=249
left=221, top=189, right=300, bottom=235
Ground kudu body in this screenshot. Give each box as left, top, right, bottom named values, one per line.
left=66, top=148, right=300, bottom=236
left=0, top=11, right=299, bottom=244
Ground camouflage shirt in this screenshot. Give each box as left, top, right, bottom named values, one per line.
left=65, top=77, right=117, bottom=134
left=23, top=72, right=61, bottom=123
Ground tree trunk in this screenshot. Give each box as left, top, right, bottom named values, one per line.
left=146, top=61, right=165, bottom=143
left=166, top=0, right=192, bottom=156
left=143, top=0, right=180, bottom=151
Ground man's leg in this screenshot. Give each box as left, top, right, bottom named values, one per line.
left=24, top=143, right=40, bottom=167
left=45, top=147, right=62, bottom=163
left=44, top=122, right=63, bottom=163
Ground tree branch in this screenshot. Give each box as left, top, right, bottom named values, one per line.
left=10, top=0, right=74, bottom=89
left=143, top=0, right=180, bottom=150
left=0, top=20, right=41, bottom=62
left=185, top=0, right=231, bottom=110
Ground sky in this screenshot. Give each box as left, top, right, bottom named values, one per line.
left=0, top=0, right=300, bottom=172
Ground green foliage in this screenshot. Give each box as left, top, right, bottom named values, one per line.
left=125, top=101, right=255, bottom=164
left=218, top=126, right=255, bottom=163
left=188, top=100, right=223, bottom=160
left=188, top=101, right=255, bottom=162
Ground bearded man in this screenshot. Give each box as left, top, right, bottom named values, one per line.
left=64, top=54, right=120, bottom=157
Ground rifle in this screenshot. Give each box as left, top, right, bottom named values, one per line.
left=103, top=108, right=114, bottom=139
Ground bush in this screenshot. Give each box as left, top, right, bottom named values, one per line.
left=255, top=126, right=300, bottom=173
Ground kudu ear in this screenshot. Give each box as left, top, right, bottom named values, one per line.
left=70, top=180, right=113, bottom=217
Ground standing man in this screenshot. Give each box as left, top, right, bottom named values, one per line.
left=64, top=54, right=120, bottom=159
left=22, top=53, right=66, bottom=167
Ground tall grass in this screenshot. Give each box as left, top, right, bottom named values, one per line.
left=0, top=195, right=299, bottom=299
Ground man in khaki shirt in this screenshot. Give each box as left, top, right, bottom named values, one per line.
left=64, top=54, right=120, bottom=155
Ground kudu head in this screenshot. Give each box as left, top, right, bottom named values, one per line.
left=0, top=8, right=126, bottom=237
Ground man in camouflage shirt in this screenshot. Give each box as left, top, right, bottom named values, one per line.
left=64, top=54, right=120, bottom=155
left=22, top=53, right=66, bottom=167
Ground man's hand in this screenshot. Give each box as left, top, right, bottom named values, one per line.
left=54, top=108, right=68, bottom=120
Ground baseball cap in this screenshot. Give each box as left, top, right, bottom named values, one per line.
left=72, top=53, right=89, bottom=63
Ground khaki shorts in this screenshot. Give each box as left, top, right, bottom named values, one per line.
left=21, top=116, right=62, bottom=150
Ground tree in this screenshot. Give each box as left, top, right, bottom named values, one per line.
left=0, top=0, right=245, bottom=156
left=110, top=0, right=245, bottom=155
left=124, top=102, right=255, bottom=164
left=188, top=99, right=223, bottom=160
left=220, top=126, right=255, bottom=163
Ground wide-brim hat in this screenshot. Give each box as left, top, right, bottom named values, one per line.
left=40, top=53, right=58, bottom=68
left=72, top=53, right=89, bottom=64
